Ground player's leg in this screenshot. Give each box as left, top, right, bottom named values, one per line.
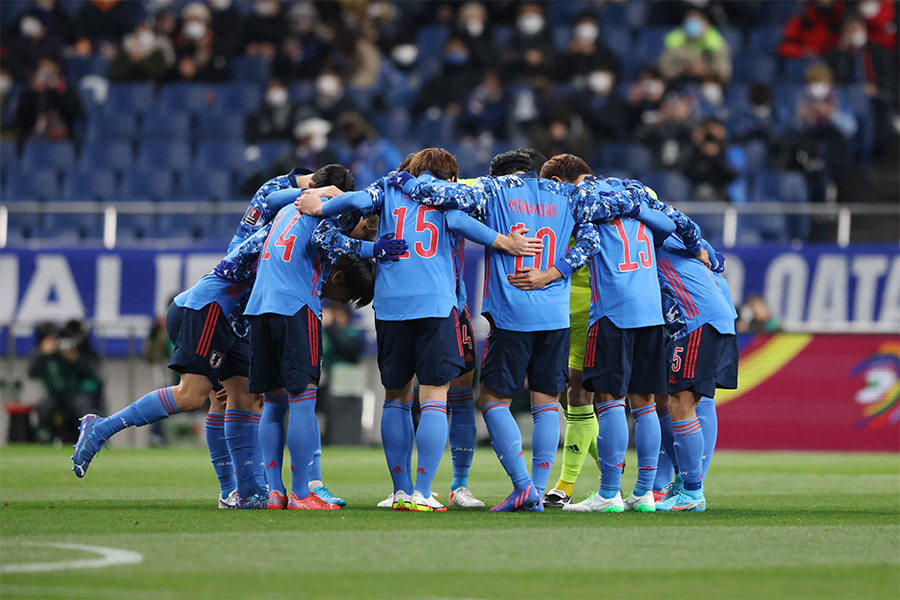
left=259, top=387, right=289, bottom=508
left=526, top=328, right=567, bottom=499
left=448, top=372, right=482, bottom=507
left=413, top=382, right=450, bottom=507
left=221, top=375, right=267, bottom=508
left=548, top=367, right=595, bottom=507
left=653, top=395, right=677, bottom=500
left=308, top=412, right=346, bottom=507
left=206, top=390, right=237, bottom=508
left=696, top=396, right=717, bottom=481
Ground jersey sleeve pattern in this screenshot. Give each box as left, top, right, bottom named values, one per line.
left=311, top=217, right=366, bottom=258
left=234, top=175, right=292, bottom=243
left=214, top=222, right=272, bottom=283
left=624, top=178, right=703, bottom=254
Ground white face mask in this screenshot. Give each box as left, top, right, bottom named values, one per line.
left=209, top=0, right=231, bottom=10
left=183, top=20, right=207, bottom=40
left=587, top=71, right=614, bottom=95
left=859, top=0, right=881, bottom=18
left=701, top=82, right=723, bottom=105
left=517, top=13, right=544, bottom=35
left=752, top=104, right=771, bottom=119
left=574, top=22, right=599, bottom=43
left=0, top=74, right=11, bottom=95
left=464, top=19, right=484, bottom=37
left=309, top=134, right=327, bottom=153
left=316, top=75, right=341, bottom=98
left=136, top=29, right=155, bottom=49
left=848, top=31, right=867, bottom=48
left=266, top=87, right=288, bottom=106
left=391, top=44, right=418, bottom=67
left=644, top=79, right=665, bottom=98
left=254, top=1, right=279, bottom=17
left=20, top=16, right=43, bottom=39
left=807, top=82, right=831, bottom=100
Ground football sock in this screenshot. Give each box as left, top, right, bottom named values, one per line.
left=655, top=447, right=675, bottom=492
left=672, top=418, right=704, bottom=491
left=406, top=389, right=415, bottom=477
left=530, top=403, right=559, bottom=496
left=204, top=412, right=235, bottom=496
left=285, top=388, right=318, bottom=499
left=658, top=404, right=678, bottom=473
left=696, top=396, right=718, bottom=480
left=414, top=400, right=448, bottom=497
left=588, top=414, right=599, bottom=465
left=595, top=399, right=627, bottom=499
left=260, top=393, right=288, bottom=495
left=308, top=409, right=322, bottom=483
left=249, top=412, right=266, bottom=490
left=225, top=409, right=263, bottom=499
left=447, top=387, right=476, bottom=490
left=381, top=400, right=413, bottom=494
left=94, top=387, right=178, bottom=442
left=559, top=404, right=596, bottom=487
left=482, top=401, right=530, bottom=490
left=631, top=404, right=661, bottom=496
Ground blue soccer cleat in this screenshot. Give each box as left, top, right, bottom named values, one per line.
left=489, top=483, right=542, bottom=512
left=656, top=488, right=706, bottom=512
left=71, top=414, right=105, bottom=478
left=311, top=485, right=346, bottom=507
left=236, top=492, right=269, bottom=509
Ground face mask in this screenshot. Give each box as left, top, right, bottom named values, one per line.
left=309, top=135, right=327, bottom=153
left=807, top=82, right=830, bottom=99
left=587, top=71, right=614, bottom=95
left=20, top=16, right=43, bottom=39
left=464, top=19, right=484, bottom=37
left=517, top=13, right=544, bottom=35
left=644, top=79, right=665, bottom=98
left=136, top=29, right=155, bottom=49
left=684, top=17, right=704, bottom=38
left=574, top=22, right=599, bottom=42
left=183, top=20, right=206, bottom=40
left=849, top=31, right=867, bottom=48
left=446, top=50, right=468, bottom=66
left=391, top=44, right=418, bottom=67
left=255, top=1, right=279, bottom=17
left=316, top=75, right=341, bottom=98
left=210, top=0, right=231, bottom=10
left=752, top=104, right=771, bottom=119
left=0, top=74, right=11, bottom=95
left=702, top=82, right=723, bottom=105
left=266, top=87, right=288, bottom=106
left=859, top=0, right=881, bottom=18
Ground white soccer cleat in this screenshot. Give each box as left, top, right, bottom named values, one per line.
left=377, top=493, right=394, bottom=508
left=449, top=487, right=485, bottom=508
left=410, top=490, right=446, bottom=512
left=562, top=490, right=625, bottom=513
left=623, top=490, right=656, bottom=512
left=218, top=489, right=238, bottom=509
left=391, top=491, right=413, bottom=511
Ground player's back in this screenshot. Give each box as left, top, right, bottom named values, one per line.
left=657, top=236, right=735, bottom=335
left=245, top=204, right=323, bottom=318
left=376, top=176, right=457, bottom=321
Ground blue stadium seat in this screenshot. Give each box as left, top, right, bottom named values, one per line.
left=229, top=56, right=272, bottom=83
left=764, top=1, right=802, bottom=26
left=120, top=170, right=175, bottom=201
left=415, top=113, right=456, bottom=148
left=416, top=24, right=450, bottom=77
left=178, top=169, right=234, bottom=202
left=750, top=170, right=809, bottom=242
left=105, top=82, right=156, bottom=115
left=781, top=58, right=816, bottom=82
left=371, top=109, right=412, bottom=143
left=690, top=214, right=724, bottom=247
left=287, top=81, right=314, bottom=103
left=199, top=213, right=243, bottom=242
left=197, top=112, right=244, bottom=142
left=158, top=83, right=217, bottom=114
left=4, top=169, right=59, bottom=201
left=741, top=140, right=769, bottom=173
left=1, top=141, right=19, bottom=172
left=600, top=26, right=632, bottom=56
left=43, top=212, right=102, bottom=239
left=155, top=213, right=202, bottom=239
left=62, top=169, right=118, bottom=202
left=7, top=212, right=44, bottom=240
left=67, top=56, right=111, bottom=81
left=256, top=141, right=291, bottom=167
left=724, top=82, right=749, bottom=106
left=552, top=26, right=572, bottom=51
left=117, top=211, right=158, bottom=239
left=79, top=141, right=135, bottom=171
left=214, top=82, right=262, bottom=114
left=137, top=141, right=192, bottom=172
left=195, top=142, right=250, bottom=173
left=720, top=27, right=744, bottom=54
left=733, top=55, right=778, bottom=84
left=635, top=28, right=670, bottom=66
left=85, top=112, right=139, bottom=142
left=639, top=171, right=691, bottom=205
left=603, top=0, right=649, bottom=29
left=21, top=140, right=77, bottom=171
left=491, top=25, right=513, bottom=49
left=141, top=111, right=192, bottom=142
left=599, top=143, right=652, bottom=174
left=748, top=26, right=783, bottom=53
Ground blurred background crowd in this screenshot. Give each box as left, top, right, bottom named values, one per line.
left=0, top=0, right=898, bottom=246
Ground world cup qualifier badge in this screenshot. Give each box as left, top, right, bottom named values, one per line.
left=242, top=206, right=262, bottom=226
left=209, top=349, right=225, bottom=369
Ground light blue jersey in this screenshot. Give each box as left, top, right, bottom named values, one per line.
left=228, top=168, right=311, bottom=252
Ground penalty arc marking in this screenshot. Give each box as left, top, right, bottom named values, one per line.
left=0, top=542, right=143, bottom=573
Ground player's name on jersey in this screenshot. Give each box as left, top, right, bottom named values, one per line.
left=508, top=198, right=558, bottom=217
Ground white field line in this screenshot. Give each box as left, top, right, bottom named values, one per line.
left=0, top=542, right=142, bottom=574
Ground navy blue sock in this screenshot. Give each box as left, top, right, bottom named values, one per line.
left=94, top=387, right=178, bottom=443
left=414, top=400, right=448, bottom=497
left=672, top=418, right=704, bottom=491
left=382, top=400, right=414, bottom=494
left=286, top=388, right=318, bottom=499
left=204, top=412, right=234, bottom=496
left=696, top=396, right=718, bottom=480
left=482, top=401, right=530, bottom=491
left=595, top=400, right=627, bottom=498
left=260, top=393, right=288, bottom=495
left=447, top=387, right=476, bottom=490
left=631, top=404, right=661, bottom=496
left=530, top=403, right=559, bottom=496
left=225, top=409, right=265, bottom=499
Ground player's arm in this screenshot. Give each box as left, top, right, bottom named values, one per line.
left=297, top=180, right=385, bottom=218
left=636, top=207, right=677, bottom=243
left=507, top=220, right=601, bottom=290
left=214, top=222, right=273, bottom=282
left=388, top=172, right=493, bottom=216
left=311, top=217, right=407, bottom=262
left=571, top=181, right=645, bottom=224
left=445, top=209, right=542, bottom=256
left=628, top=181, right=708, bottom=265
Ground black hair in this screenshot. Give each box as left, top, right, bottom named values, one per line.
left=516, top=147, right=547, bottom=175
left=334, top=256, right=375, bottom=309
left=312, top=164, right=354, bottom=191
left=490, top=150, right=533, bottom=176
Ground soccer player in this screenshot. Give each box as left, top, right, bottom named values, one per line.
left=388, top=152, right=658, bottom=512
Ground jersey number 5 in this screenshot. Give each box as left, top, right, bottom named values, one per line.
left=392, top=205, right=440, bottom=259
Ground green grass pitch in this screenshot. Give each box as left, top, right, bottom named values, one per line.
left=1, top=445, right=898, bottom=599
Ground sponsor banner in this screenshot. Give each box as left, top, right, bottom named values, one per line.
left=717, top=333, right=899, bottom=452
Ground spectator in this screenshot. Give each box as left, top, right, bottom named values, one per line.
left=459, top=69, right=510, bottom=140
left=568, top=67, right=629, bottom=142
left=271, top=3, right=330, bottom=82
left=244, top=0, right=289, bottom=58
left=737, top=295, right=782, bottom=334
left=14, top=58, right=82, bottom=148
left=27, top=0, right=77, bottom=46
left=377, top=38, right=424, bottom=110
left=412, top=38, right=483, bottom=117
left=173, top=2, right=227, bottom=82
left=8, top=9, right=67, bottom=83
left=297, top=69, right=358, bottom=122
left=454, top=2, right=493, bottom=68
left=208, top=0, right=245, bottom=59
left=336, top=111, right=402, bottom=188
left=858, top=0, right=897, bottom=52
left=110, top=21, right=176, bottom=82
left=529, top=109, right=592, bottom=159
left=680, top=117, right=738, bottom=201
left=74, top=0, right=142, bottom=58
left=778, top=0, right=847, bottom=59
left=245, top=79, right=302, bottom=143
left=626, top=66, right=668, bottom=132
left=659, top=7, right=732, bottom=83
left=500, top=3, right=556, bottom=80
left=319, top=302, right=366, bottom=397
left=560, top=11, right=621, bottom=81
left=634, top=89, right=697, bottom=169
left=729, top=83, right=780, bottom=146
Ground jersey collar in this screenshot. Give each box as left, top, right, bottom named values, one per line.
left=289, top=167, right=314, bottom=188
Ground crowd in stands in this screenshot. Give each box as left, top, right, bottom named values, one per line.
left=1, top=0, right=897, bottom=244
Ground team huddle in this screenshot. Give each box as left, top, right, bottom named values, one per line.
left=71, top=146, right=738, bottom=514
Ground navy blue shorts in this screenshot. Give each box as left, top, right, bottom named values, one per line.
left=480, top=327, right=569, bottom=397
left=582, top=317, right=668, bottom=397
left=248, top=307, right=321, bottom=395
left=167, top=302, right=249, bottom=391
left=716, top=332, right=739, bottom=391
left=458, top=306, right=476, bottom=375
left=375, top=308, right=465, bottom=390
left=667, top=324, right=735, bottom=398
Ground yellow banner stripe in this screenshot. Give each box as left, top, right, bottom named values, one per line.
left=716, top=334, right=814, bottom=406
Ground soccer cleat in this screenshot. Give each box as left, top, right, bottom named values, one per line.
left=562, top=490, right=625, bottom=513
left=656, top=488, right=706, bottom=512
left=311, top=485, right=346, bottom=507
left=489, top=484, right=542, bottom=512
left=623, top=490, right=656, bottom=512
left=661, top=473, right=684, bottom=502
left=267, top=490, right=287, bottom=510
left=652, top=489, right=666, bottom=502
left=377, top=493, right=394, bottom=508
left=287, top=491, right=341, bottom=510
left=71, top=414, right=104, bottom=478
left=237, top=493, right=269, bottom=509
left=449, top=487, right=485, bottom=508
left=543, top=488, right=572, bottom=508
left=218, top=489, right=239, bottom=509
left=409, top=490, right=446, bottom=512
left=391, top=491, right=412, bottom=511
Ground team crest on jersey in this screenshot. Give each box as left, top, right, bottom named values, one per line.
left=209, top=349, right=225, bottom=369
left=242, top=206, right=262, bottom=226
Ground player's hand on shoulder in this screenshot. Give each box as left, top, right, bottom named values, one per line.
left=502, top=225, right=543, bottom=257
left=387, top=171, right=415, bottom=190
left=307, top=185, right=344, bottom=199
left=295, top=192, right=325, bottom=217
left=374, top=233, right=408, bottom=261
left=695, top=246, right=712, bottom=269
